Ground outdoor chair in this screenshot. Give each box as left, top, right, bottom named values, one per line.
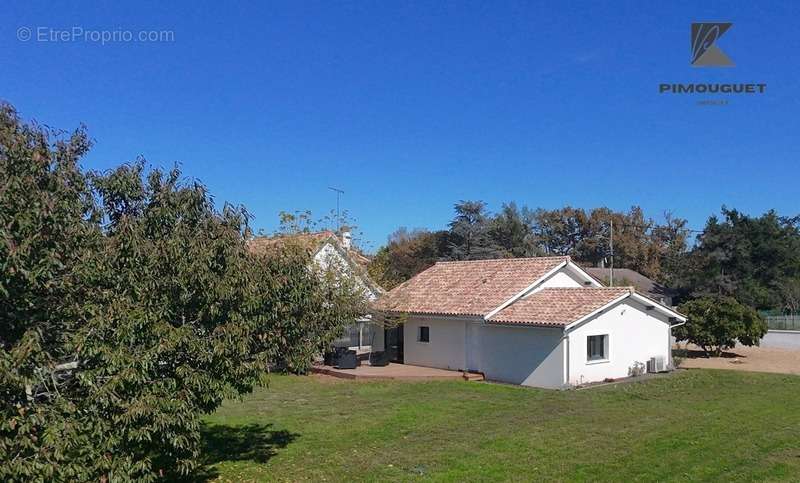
left=334, top=350, right=359, bottom=369
left=369, top=351, right=390, bottom=367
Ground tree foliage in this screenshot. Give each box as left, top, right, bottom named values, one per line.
left=673, top=296, right=767, bottom=356
left=677, top=208, right=800, bottom=310
left=368, top=201, right=689, bottom=288
left=0, top=103, right=364, bottom=481
left=447, top=200, right=498, bottom=260
left=367, top=228, right=446, bottom=289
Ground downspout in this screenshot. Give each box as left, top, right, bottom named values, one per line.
left=562, top=331, right=570, bottom=388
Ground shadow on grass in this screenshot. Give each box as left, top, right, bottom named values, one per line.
left=191, top=423, right=298, bottom=481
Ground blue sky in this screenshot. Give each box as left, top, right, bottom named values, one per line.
left=3, top=1, right=798, bottom=252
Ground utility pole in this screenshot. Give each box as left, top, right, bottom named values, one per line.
left=609, top=218, right=614, bottom=287
left=328, top=187, right=344, bottom=232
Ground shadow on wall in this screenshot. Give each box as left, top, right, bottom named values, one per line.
left=191, top=423, right=298, bottom=481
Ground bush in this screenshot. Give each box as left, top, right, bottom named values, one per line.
left=673, top=296, right=768, bottom=357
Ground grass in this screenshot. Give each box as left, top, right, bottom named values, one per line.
left=202, top=370, right=800, bottom=482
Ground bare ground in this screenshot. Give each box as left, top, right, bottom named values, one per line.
left=677, top=344, right=800, bottom=375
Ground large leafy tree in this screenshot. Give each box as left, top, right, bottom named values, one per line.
left=488, top=202, right=537, bottom=258
left=0, top=104, right=364, bottom=480
left=528, top=206, right=688, bottom=281
left=673, top=296, right=768, bottom=356
left=680, top=208, right=800, bottom=309
left=529, top=206, right=589, bottom=256
left=446, top=200, right=500, bottom=260
left=368, top=228, right=446, bottom=289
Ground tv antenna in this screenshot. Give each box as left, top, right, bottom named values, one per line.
left=328, top=187, right=344, bottom=231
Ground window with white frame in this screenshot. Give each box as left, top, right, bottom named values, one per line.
left=418, top=326, right=430, bottom=343
left=586, top=334, right=608, bottom=361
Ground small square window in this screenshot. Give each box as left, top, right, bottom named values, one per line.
left=587, top=335, right=608, bottom=361
left=418, top=326, right=430, bottom=343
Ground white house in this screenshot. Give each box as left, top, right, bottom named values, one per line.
left=373, top=256, right=685, bottom=388
left=249, top=230, right=386, bottom=352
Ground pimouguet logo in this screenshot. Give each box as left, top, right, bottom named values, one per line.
left=691, top=23, right=734, bottom=67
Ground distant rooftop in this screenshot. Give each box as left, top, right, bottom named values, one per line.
left=584, top=267, right=675, bottom=301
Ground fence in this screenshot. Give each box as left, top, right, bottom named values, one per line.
left=765, top=315, right=800, bottom=331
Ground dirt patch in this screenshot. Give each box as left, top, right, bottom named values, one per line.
left=677, top=344, right=800, bottom=375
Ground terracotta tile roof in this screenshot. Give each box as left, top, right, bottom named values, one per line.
left=488, top=287, right=633, bottom=327
left=248, top=231, right=384, bottom=295
left=373, top=256, right=568, bottom=316
left=247, top=231, right=337, bottom=256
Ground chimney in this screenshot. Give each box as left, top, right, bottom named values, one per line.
left=340, top=228, right=352, bottom=250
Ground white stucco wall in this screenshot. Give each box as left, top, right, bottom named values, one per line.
left=566, top=299, right=670, bottom=385
left=518, top=264, right=596, bottom=300
left=536, top=269, right=584, bottom=289
left=403, top=317, right=565, bottom=387
left=313, top=243, right=379, bottom=301
left=403, top=316, right=468, bottom=370
left=470, top=323, right=565, bottom=388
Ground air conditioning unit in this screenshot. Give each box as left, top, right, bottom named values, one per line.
left=647, top=356, right=667, bottom=373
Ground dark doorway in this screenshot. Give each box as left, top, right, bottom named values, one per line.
left=384, top=325, right=404, bottom=363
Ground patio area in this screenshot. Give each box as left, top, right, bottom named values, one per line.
left=312, top=363, right=484, bottom=381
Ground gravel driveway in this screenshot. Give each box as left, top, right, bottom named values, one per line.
left=677, top=344, right=800, bottom=375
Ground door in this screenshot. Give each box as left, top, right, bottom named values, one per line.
left=384, top=325, right=404, bottom=363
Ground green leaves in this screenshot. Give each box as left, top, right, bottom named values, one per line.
left=674, top=296, right=768, bottom=356
left=684, top=208, right=800, bottom=309
left=1, top=102, right=365, bottom=481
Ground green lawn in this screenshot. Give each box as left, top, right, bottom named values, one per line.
left=202, top=370, right=800, bottom=482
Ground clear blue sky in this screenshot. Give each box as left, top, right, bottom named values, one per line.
left=3, top=1, right=798, bottom=252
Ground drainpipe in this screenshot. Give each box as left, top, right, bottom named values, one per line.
left=562, top=331, right=570, bottom=387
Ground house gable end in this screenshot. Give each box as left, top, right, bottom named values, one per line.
left=484, top=259, right=601, bottom=320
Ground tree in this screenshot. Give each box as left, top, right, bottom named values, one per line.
left=446, top=200, right=499, bottom=260
left=673, top=296, right=768, bottom=357
left=488, top=202, right=536, bottom=257
left=277, top=209, right=317, bottom=234
left=0, top=103, right=364, bottom=480
left=650, top=212, right=690, bottom=287
left=778, top=278, right=800, bottom=315
left=681, top=208, right=800, bottom=309
left=371, top=202, right=691, bottom=288
left=368, top=228, right=445, bottom=289
left=529, top=206, right=589, bottom=256
left=528, top=206, right=688, bottom=282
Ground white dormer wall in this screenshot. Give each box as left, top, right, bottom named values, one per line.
left=313, top=241, right=379, bottom=301
left=313, top=242, right=342, bottom=271
left=521, top=262, right=600, bottom=299
left=537, top=269, right=584, bottom=288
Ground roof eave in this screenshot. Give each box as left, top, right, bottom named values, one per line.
left=629, top=292, right=687, bottom=321
left=484, top=319, right=568, bottom=329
